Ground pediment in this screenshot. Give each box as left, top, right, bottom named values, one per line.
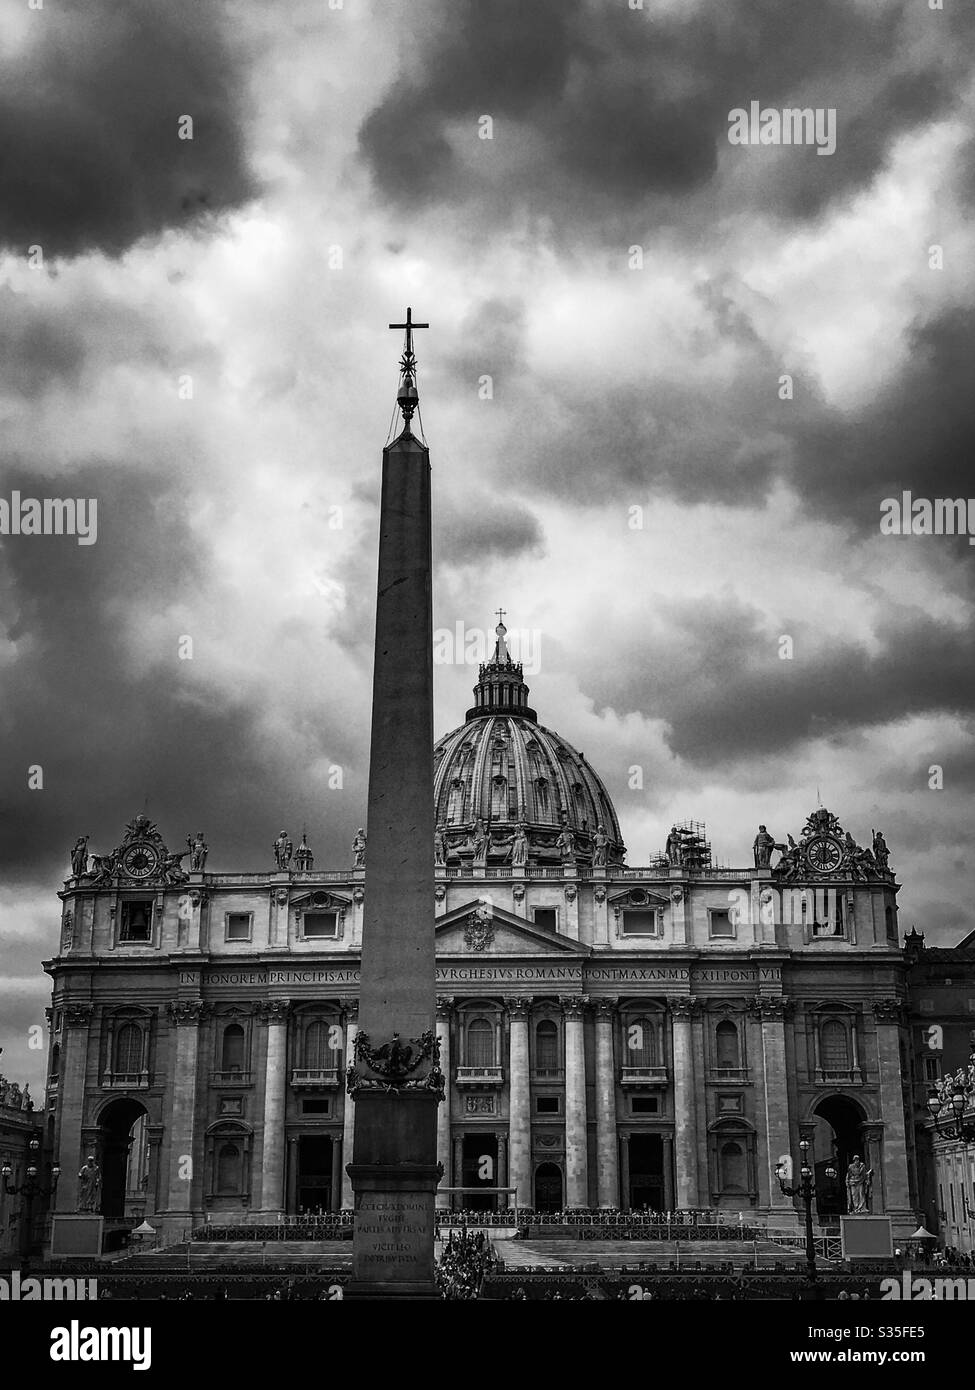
left=435, top=900, right=589, bottom=956
left=608, top=886, right=672, bottom=909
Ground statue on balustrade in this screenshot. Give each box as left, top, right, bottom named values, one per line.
left=753, top=825, right=776, bottom=868
left=70, top=836, right=89, bottom=877
left=352, top=828, right=367, bottom=868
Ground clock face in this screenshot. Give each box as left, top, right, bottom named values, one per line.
left=121, top=843, right=160, bottom=879
left=806, top=835, right=843, bottom=874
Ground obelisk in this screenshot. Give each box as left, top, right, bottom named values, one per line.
left=345, top=309, right=442, bottom=1299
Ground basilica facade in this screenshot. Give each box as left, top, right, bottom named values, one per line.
left=45, top=624, right=919, bottom=1243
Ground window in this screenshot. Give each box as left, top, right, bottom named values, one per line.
left=535, top=1020, right=559, bottom=1070
left=536, top=1096, right=560, bottom=1115
left=709, top=909, right=734, bottom=939
left=621, top=910, right=659, bottom=937
left=532, top=908, right=558, bottom=933
left=120, top=900, right=152, bottom=942
left=715, top=1020, right=740, bottom=1070
left=924, top=1057, right=941, bottom=1082
left=226, top=913, right=251, bottom=942
left=303, top=1019, right=335, bottom=1069
left=466, top=1018, right=495, bottom=1068
left=221, top=1024, right=246, bottom=1073
left=630, top=1096, right=659, bottom=1115
left=821, top=1020, right=850, bottom=1071
left=113, top=1022, right=143, bottom=1075
left=719, top=1141, right=747, bottom=1192
left=302, top=911, right=337, bottom=939
left=301, top=1098, right=330, bottom=1116
left=216, top=1143, right=241, bottom=1195
left=625, top=1017, right=656, bottom=1067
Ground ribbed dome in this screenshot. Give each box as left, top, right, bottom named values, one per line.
left=433, top=621, right=625, bottom=868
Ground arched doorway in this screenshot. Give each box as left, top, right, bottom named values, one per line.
left=811, top=1096, right=866, bottom=1216
left=535, top=1163, right=563, bottom=1213
left=96, top=1097, right=149, bottom=1221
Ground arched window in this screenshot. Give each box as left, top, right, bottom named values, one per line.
left=221, top=1024, right=245, bottom=1073
left=821, top=1020, right=850, bottom=1071
left=491, top=777, right=507, bottom=820
left=216, top=1143, right=241, bottom=1195
left=720, top=1141, right=747, bottom=1192
left=466, top=1018, right=495, bottom=1068
left=114, top=1022, right=143, bottom=1075
left=303, top=1020, right=331, bottom=1070
left=447, top=779, right=465, bottom=825
left=535, top=1020, right=559, bottom=1070
left=626, top=1017, right=656, bottom=1067
left=715, top=1020, right=739, bottom=1070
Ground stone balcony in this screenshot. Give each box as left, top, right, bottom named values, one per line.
left=211, top=1070, right=253, bottom=1086
left=620, top=1065, right=669, bottom=1087
left=815, top=1067, right=862, bottom=1086
left=454, top=1065, right=504, bottom=1087
left=101, top=1071, right=150, bottom=1089
left=290, top=1067, right=341, bottom=1088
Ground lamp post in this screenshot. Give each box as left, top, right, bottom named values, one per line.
left=926, top=1054, right=975, bottom=1143
left=1, top=1137, right=60, bottom=1266
left=775, top=1139, right=836, bottom=1289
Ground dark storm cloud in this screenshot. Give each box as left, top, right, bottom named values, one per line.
left=0, top=461, right=368, bottom=893
left=436, top=488, right=545, bottom=567
left=0, top=0, right=256, bottom=259
left=578, top=595, right=975, bottom=767
left=359, top=0, right=973, bottom=226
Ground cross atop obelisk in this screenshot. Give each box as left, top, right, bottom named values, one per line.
left=388, top=307, right=429, bottom=429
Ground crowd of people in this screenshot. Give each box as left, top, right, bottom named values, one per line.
left=435, top=1228, right=497, bottom=1299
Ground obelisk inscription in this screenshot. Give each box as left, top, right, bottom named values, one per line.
left=346, top=310, right=441, bottom=1299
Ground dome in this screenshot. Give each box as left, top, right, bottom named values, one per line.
left=433, top=620, right=625, bottom=868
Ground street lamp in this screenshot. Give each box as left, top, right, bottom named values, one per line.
left=926, top=1054, right=975, bottom=1142
left=2, top=1138, right=60, bottom=1265
left=776, top=1139, right=837, bottom=1288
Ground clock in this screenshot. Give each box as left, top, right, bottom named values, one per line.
left=120, top=843, right=160, bottom=880
left=806, top=835, right=843, bottom=874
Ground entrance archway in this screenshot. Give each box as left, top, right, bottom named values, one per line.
left=535, top=1162, right=563, bottom=1213
left=811, top=1096, right=867, bottom=1216
left=96, top=1097, right=149, bottom=1221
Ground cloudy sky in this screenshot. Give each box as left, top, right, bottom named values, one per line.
left=1, top=0, right=974, bottom=1089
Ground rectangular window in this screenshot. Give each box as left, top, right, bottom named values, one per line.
left=621, top=910, right=659, bottom=937
left=535, top=1096, right=560, bottom=1115
left=225, top=913, right=251, bottom=942
left=950, top=1186, right=956, bottom=1222
left=302, top=911, right=338, bottom=939
left=532, top=908, right=558, bottom=932
left=630, top=1096, right=658, bottom=1115
left=924, top=1057, right=941, bottom=1082
left=120, top=900, right=153, bottom=942
left=709, top=909, right=734, bottom=939
left=301, top=1099, right=331, bottom=1116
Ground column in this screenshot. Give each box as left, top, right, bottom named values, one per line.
left=339, top=1000, right=358, bottom=1209
left=452, top=1135, right=464, bottom=1211
left=145, top=1125, right=164, bottom=1217
left=872, top=999, right=911, bottom=1214
left=669, top=997, right=699, bottom=1208
left=619, top=1133, right=631, bottom=1211
left=497, top=1132, right=508, bottom=1207
left=286, top=1135, right=299, bottom=1214
left=330, top=1138, right=342, bottom=1214
left=258, top=998, right=290, bottom=1215
left=435, top=996, right=453, bottom=1210
left=752, top=995, right=794, bottom=1211
left=504, top=996, right=532, bottom=1208
left=662, top=1133, right=675, bottom=1210
left=55, top=1003, right=94, bottom=1212
left=592, top=998, right=620, bottom=1208
left=562, top=995, right=589, bottom=1208
left=165, top=1000, right=207, bottom=1218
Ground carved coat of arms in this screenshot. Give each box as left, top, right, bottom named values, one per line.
left=464, top=903, right=495, bottom=952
